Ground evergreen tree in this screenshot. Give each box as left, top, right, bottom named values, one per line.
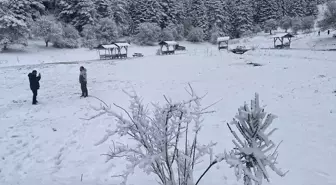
left=0, top=2, right=29, bottom=50
left=230, top=0, right=253, bottom=38
left=288, top=0, right=306, bottom=17
left=158, top=0, right=185, bottom=29
left=111, top=0, right=130, bottom=35
left=205, top=0, right=226, bottom=36
left=189, top=0, right=208, bottom=34
left=94, top=0, right=112, bottom=19
left=128, top=0, right=161, bottom=34
left=8, top=0, right=45, bottom=21
left=255, top=0, right=280, bottom=24
left=57, top=0, right=96, bottom=32
left=305, top=0, right=318, bottom=17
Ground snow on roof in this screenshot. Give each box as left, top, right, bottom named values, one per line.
left=159, top=41, right=178, bottom=46
left=217, top=37, right=230, bottom=42
left=100, top=44, right=118, bottom=49
left=272, top=33, right=294, bottom=38
left=114, top=43, right=130, bottom=47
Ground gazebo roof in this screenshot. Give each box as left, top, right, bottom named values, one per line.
left=272, top=33, right=294, bottom=38
left=114, top=42, right=130, bottom=47
left=217, top=36, right=230, bottom=42
left=159, top=41, right=178, bottom=46
left=96, top=44, right=119, bottom=49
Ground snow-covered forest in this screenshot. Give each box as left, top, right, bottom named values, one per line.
left=0, top=0, right=330, bottom=49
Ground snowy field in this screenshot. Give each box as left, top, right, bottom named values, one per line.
left=1, top=37, right=336, bottom=185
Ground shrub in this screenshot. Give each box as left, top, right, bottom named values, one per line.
left=95, top=18, right=119, bottom=44
left=264, top=19, right=278, bottom=35
left=280, top=16, right=292, bottom=32
left=32, top=16, right=63, bottom=47
left=187, top=27, right=205, bottom=42
left=160, top=28, right=174, bottom=41
left=252, top=24, right=262, bottom=34
left=291, top=17, right=302, bottom=34
left=301, top=16, right=315, bottom=33
left=135, top=22, right=161, bottom=46
left=81, top=24, right=98, bottom=48
left=318, top=1, right=336, bottom=31
left=53, top=24, right=81, bottom=48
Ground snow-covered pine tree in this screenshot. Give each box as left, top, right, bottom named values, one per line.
left=254, top=0, right=281, bottom=25
left=8, top=0, right=45, bottom=21
left=0, top=2, right=29, bottom=50
left=94, top=0, right=113, bottom=19
left=304, top=0, right=318, bottom=17
left=158, top=0, right=185, bottom=29
left=189, top=0, right=208, bottom=37
left=128, top=0, right=162, bottom=34
left=230, top=0, right=253, bottom=38
left=110, top=0, right=131, bottom=35
left=288, top=0, right=306, bottom=17
left=225, top=93, right=288, bottom=185
left=205, top=0, right=226, bottom=39
left=57, top=0, right=96, bottom=32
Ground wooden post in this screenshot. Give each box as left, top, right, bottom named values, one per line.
left=274, top=38, right=276, bottom=48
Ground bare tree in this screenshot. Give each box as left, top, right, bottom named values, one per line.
left=225, top=93, right=288, bottom=185
left=88, top=85, right=224, bottom=185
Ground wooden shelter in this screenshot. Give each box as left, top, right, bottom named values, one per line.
left=96, top=44, right=119, bottom=60
left=113, top=42, right=130, bottom=58
left=96, top=42, right=130, bottom=60
left=273, top=33, right=294, bottom=49
left=158, top=41, right=178, bottom=55
left=217, top=36, right=230, bottom=50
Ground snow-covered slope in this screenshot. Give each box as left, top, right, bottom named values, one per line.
left=1, top=37, right=336, bottom=185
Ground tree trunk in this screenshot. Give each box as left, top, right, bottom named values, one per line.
left=3, top=43, right=7, bottom=50
left=270, top=30, right=272, bottom=35
left=45, top=41, right=49, bottom=47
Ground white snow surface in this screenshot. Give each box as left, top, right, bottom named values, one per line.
left=1, top=34, right=336, bottom=185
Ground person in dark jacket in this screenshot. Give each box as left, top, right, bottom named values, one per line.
left=28, top=70, right=41, bottom=105
left=79, top=66, right=88, bottom=97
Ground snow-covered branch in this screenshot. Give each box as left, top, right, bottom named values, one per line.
left=225, top=93, right=288, bottom=185
left=90, top=85, right=222, bottom=185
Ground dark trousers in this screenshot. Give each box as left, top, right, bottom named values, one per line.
left=31, top=89, right=38, bottom=104
left=81, top=82, right=88, bottom=97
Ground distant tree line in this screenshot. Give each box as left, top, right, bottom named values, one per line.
left=0, top=0, right=332, bottom=49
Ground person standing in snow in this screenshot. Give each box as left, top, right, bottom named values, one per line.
left=28, top=70, right=41, bottom=105
left=79, top=66, right=88, bottom=97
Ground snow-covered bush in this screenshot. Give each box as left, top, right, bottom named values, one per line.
left=53, top=24, right=81, bottom=48
left=291, top=17, right=302, bottom=34
left=166, top=24, right=184, bottom=41
left=279, top=16, right=292, bottom=33
left=252, top=25, right=262, bottom=34
left=95, top=18, right=119, bottom=44
left=301, top=16, right=315, bottom=33
left=135, top=22, right=161, bottom=46
left=160, top=28, right=175, bottom=41
left=81, top=24, right=98, bottom=49
left=225, top=93, right=288, bottom=185
left=187, top=27, right=205, bottom=42
left=264, top=19, right=278, bottom=35
left=32, top=16, right=63, bottom=47
left=318, top=1, right=336, bottom=31
left=0, top=13, right=29, bottom=50
left=90, top=86, right=224, bottom=185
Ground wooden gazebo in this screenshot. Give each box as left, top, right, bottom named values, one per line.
left=96, top=42, right=130, bottom=60
left=217, top=36, right=230, bottom=50
left=113, top=42, right=130, bottom=58
left=96, top=44, right=119, bottom=60
left=273, top=33, right=294, bottom=49
left=158, top=41, right=178, bottom=55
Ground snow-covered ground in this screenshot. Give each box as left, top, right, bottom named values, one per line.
left=1, top=35, right=336, bottom=185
